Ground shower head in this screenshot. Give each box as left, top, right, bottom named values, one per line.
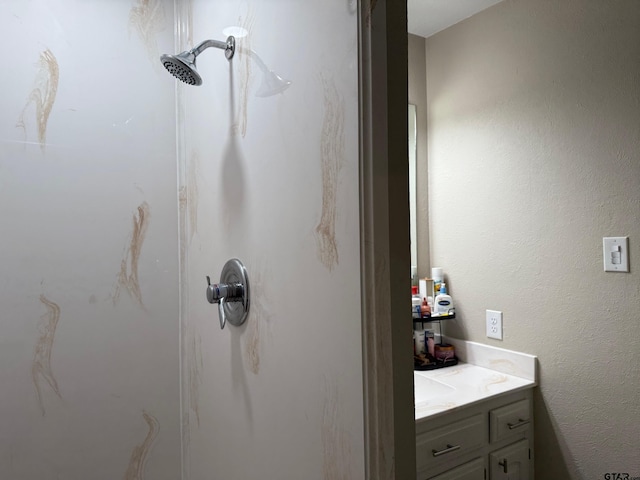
left=161, top=51, right=202, bottom=85
left=161, top=36, right=235, bottom=86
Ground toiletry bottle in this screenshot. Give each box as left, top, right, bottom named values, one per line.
left=431, top=267, right=443, bottom=296
left=414, top=328, right=426, bottom=355
left=425, top=330, right=435, bottom=357
left=420, top=297, right=430, bottom=317
left=435, top=282, right=454, bottom=315
left=412, top=286, right=421, bottom=319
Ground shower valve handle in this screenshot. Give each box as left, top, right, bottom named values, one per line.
left=205, top=259, right=250, bottom=330
left=206, top=277, right=243, bottom=330
left=206, top=277, right=244, bottom=303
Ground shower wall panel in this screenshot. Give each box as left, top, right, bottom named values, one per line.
left=0, top=1, right=181, bottom=479
left=177, top=1, right=364, bottom=479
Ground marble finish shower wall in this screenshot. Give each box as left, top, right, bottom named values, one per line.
left=178, top=1, right=364, bottom=478
left=0, top=1, right=180, bottom=479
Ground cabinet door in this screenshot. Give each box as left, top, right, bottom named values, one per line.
left=427, top=457, right=485, bottom=480
left=489, top=399, right=531, bottom=443
left=489, top=439, right=530, bottom=480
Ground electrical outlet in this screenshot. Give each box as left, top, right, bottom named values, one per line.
left=486, top=310, right=503, bottom=340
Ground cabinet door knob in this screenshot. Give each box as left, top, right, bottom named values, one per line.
left=498, top=458, right=508, bottom=473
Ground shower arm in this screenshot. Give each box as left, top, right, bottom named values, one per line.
left=191, top=36, right=236, bottom=60
left=187, top=40, right=277, bottom=77
left=188, top=40, right=269, bottom=73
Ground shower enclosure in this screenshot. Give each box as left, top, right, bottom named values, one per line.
left=0, top=0, right=411, bottom=478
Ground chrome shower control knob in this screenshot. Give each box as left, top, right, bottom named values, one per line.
left=205, top=259, right=250, bottom=330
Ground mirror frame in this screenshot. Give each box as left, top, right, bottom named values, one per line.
left=408, top=104, right=417, bottom=274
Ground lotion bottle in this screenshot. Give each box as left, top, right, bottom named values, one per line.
left=435, top=282, right=454, bottom=315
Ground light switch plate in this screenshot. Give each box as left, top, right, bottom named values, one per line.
left=603, top=237, right=629, bottom=272
left=486, top=310, right=503, bottom=340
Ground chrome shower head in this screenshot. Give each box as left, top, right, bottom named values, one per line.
left=161, top=36, right=235, bottom=86
left=161, top=51, right=202, bottom=85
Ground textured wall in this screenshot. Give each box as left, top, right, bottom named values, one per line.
left=177, top=1, right=364, bottom=479
left=425, top=1, right=640, bottom=478
left=0, top=1, right=180, bottom=479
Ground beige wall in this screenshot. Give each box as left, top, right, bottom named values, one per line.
left=422, top=0, right=640, bottom=478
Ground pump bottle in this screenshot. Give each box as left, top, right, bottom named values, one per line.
left=434, top=282, right=454, bottom=315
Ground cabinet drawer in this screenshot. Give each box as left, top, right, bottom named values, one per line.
left=489, top=398, right=530, bottom=443
left=427, top=457, right=485, bottom=480
left=417, top=413, right=485, bottom=471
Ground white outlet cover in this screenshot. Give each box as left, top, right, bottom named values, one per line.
left=603, top=237, right=629, bottom=272
left=486, top=310, right=503, bottom=340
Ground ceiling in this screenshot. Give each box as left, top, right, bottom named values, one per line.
left=407, top=0, right=503, bottom=38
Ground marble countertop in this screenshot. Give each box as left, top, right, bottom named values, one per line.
left=414, top=338, right=537, bottom=422
left=414, top=362, right=535, bottom=421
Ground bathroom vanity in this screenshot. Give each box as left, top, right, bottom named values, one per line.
left=415, top=339, right=537, bottom=480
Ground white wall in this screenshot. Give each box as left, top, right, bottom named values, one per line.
left=178, top=1, right=364, bottom=479
left=0, top=1, right=180, bottom=479
left=425, top=1, right=640, bottom=478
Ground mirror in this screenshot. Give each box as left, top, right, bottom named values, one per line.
left=408, top=104, right=417, bottom=278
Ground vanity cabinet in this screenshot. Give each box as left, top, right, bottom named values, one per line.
left=416, top=389, right=534, bottom=480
